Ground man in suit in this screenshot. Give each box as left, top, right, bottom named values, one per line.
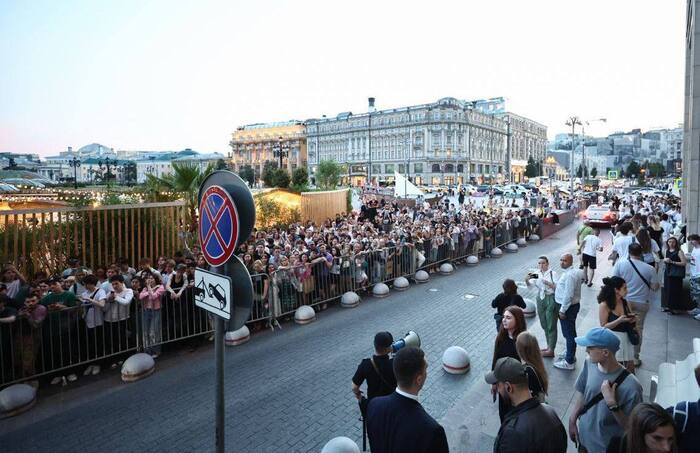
left=366, top=347, right=449, bottom=453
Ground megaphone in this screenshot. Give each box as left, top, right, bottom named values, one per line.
left=391, top=331, right=421, bottom=353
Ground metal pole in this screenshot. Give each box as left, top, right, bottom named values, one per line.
left=368, top=111, right=372, bottom=186
left=570, top=122, right=575, bottom=195
left=215, top=315, right=225, bottom=453
left=581, top=125, right=586, bottom=179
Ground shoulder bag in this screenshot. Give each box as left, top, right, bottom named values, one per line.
left=628, top=258, right=651, bottom=289
left=576, top=368, right=630, bottom=420
left=666, top=252, right=686, bottom=278
left=622, top=299, right=640, bottom=345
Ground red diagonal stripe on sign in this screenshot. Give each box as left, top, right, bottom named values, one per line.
left=202, top=200, right=228, bottom=252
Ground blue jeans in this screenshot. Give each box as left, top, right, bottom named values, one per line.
left=560, top=303, right=580, bottom=364
left=143, top=309, right=162, bottom=355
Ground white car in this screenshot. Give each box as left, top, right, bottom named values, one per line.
left=502, top=184, right=529, bottom=195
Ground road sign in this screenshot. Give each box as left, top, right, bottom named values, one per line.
left=194, top=267, right=232, bottom=320
left=199, top=185, right=239, bottom=267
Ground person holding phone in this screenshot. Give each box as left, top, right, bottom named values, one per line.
left=526, top=256, right=558, bottom=357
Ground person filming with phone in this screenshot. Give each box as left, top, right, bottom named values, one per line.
left=526, top=256, right=558, bottom=357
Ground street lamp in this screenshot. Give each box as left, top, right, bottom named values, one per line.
left=565, top=116, right=582, bottom=195
left=68, top=156, right=81, bottom=189
left=98, top=157, right=116, bottom=183
left=272, top=136, right=289, bottom=170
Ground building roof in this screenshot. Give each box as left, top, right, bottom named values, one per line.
left=237, top=120, right=303, bottom=130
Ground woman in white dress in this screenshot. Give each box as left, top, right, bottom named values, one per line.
left=598, top=276, right=638, bottom=373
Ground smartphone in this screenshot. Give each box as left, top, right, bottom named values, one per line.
left=528, top=273, right=539, bottom=279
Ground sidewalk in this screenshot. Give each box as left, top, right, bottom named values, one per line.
left=440, top=228, right=700, bottom=453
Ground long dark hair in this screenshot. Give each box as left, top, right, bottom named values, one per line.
left=597, top=276, right=626, bottom=311
left=626, top=403, right=678, bottom=453
left=492, top=306, right=526, bottom=368
left=636, top=228, right=652, bottom=253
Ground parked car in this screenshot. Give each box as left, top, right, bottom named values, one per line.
left=581, top=204, right=618, bottom=227
left=476, top=184, right=504, bottom=195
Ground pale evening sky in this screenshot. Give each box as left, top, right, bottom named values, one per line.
left=0, top=0, right=687, bottom=156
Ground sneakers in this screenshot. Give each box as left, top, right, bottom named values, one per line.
left=67, top=374, right=78, bottom=382
left=553, top=358, right=575, bottom=370
left=50, top=376, right=63, bottom=385
left=83, top=366, right=94, bottom=376
left=91, top=365, right=101, bottom=375
left=694, top=313, right=700, bottom=321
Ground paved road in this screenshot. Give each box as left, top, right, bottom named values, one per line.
left=1, top=223, right=580, bottom=453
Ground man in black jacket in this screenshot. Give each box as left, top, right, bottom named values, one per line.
left=486, top=357, right=567, bottom=453
left=367, top=347, right=448, bottom=453
left=352, top=332, right=397, bottom=403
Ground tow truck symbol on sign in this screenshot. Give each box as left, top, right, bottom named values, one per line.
left=193, top=268, right=233, bottom=319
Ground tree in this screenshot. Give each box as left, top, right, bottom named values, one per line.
left=292, top=167, right=308, bottom=189
left=262, top=161, right=278, bottom=187
left=524, top=156, right=538, bottom=178
left=238, top=165, right=255, bottom=187
left=316, top=160, right=342, bottom=190
left=576, top=164, right=583, bottom=178
left=590, top=167, right=598, bottom=178
left=215, top=159, right=228, bottom=170
left=273, top=168, right=290, bottom=188
left=626, top=160, right=641, bottom=176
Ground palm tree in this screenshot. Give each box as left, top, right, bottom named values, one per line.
left=145, top=162, right=215, bottom=247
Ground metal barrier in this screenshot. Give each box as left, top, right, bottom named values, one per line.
left=1, top=213, right=542, bottom=388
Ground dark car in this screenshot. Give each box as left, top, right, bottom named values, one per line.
left=476, top=185, right=503, bottom=195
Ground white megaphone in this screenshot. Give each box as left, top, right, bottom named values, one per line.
left=391, top=331, right=421, bottom=353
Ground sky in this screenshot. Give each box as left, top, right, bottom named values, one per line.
left=0, top=0, right=688, bottom=156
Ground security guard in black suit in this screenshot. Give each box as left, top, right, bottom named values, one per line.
left=367, top=347, right=449, bottom=453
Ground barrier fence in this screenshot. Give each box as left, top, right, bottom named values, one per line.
left=0, top=212, right=553, bottom=388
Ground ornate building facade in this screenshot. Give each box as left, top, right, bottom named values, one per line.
left=229, top=120, right=307, bottom=181
left=305, top=97, right=545, bottom=187
left=499, top=112, right=548, bottom=183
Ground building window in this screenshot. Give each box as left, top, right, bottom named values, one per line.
left=478, top=164, right=483, bottom=173
left=385, top=164, right=394, bottom=173
left=414, top=163, right=423, bottom=173
left=457, top=164, right=464, bottom=172
left=372, top=164, right=381, bottom=174
left=398, top=164, right=405, bottom=173
left=431, top=164, right=441, bottom=173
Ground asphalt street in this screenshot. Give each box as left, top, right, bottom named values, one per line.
left=1, top=222, right=581, bottom=453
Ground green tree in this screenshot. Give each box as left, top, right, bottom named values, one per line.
left=215, top=159, right=228, bottom=170
left=262, top=161, right=278, bottom=187
left=590, top=167, right=598, bottom=178
left=524, top=156, right=538, bottom=178
left=576, top=164, right=583, bottom=178
left=145, top=162, right=215, bottom=242
left=292, top=167, right=308, bottom=189
left=254, top=194, right=281, bottom=228
left=316, top=160, right=342, bottom=190
left=238, top=165, right=255, bottom=187
left=626, top=160, right=641, bottom=176
left=273, top=168, right=290, bottom=188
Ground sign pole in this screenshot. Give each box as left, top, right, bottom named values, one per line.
left=215, top=315, right=225, bottom=453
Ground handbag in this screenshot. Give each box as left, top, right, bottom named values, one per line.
left=622, top=299, right=640, bottom=346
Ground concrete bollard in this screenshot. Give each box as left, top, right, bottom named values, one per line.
left=321, top=437, right=361, bottom=453
left=121, top=353, right=155, bottom=383
left=516, top=237, right=527, bottom=247
left=528, top=234, right=540, bottom=242
left=491, top=247, right=503, bottom=258
left=441, top=346, right=471, bottom=374
left=505, top=243, right=518, bottom=253
left=0, top=384, right=36, bottom=418
left=340, top=291, right=360, bottom=308
left=372, top=283, right=390, bottom=298
left=523, top=298, right=537, bottom=318
left=439, top=263, right=454, bottom=275
left=466, top=255, right=479, bottom=266
left=294, top=305, right=316, bottom=325
left=393, top=276, right=410, bottom=291
left=415, top=270, right=430, bottom=283
left=225, top=325, right=251, bottom=346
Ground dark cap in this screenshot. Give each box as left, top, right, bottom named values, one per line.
left=484, top=357, right=527, bottom=385
left=374, top=331, right=393, bottom=349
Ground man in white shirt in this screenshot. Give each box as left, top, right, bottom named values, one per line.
left=660, top=214, right=673, bottom=245
left=686, top=235, right=700, bottom=320
left=612, top=243, right=659, bottom=365
left=579, top=228, right=604, bottom=287
left=104, top=275, right=134, bottom=365
left=554, top=254, right=583, bottom=370
left=526, top=256, right=558, bottom=357
left=611, top=222, right=635, bottom=263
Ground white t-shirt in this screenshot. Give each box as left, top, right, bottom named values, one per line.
left=582, top=235, right=602, bottom=257
left=81, top=287, right=106, bottom=328
left=690, top=247, right=700, bottom=278
left=612, top=258, right=658, bottom=303
left=613, top=235, right=636, bottom=261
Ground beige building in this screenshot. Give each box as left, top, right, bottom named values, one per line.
left=684, top=1, right=700, bottom=235
left=229, top=120, right=307, bottom=183
left=500, top=112, right=548, bottom=183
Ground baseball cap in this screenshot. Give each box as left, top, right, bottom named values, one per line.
left=484, top=357, right=528, bottom=385
left=374, top=332, right=394, bottom=349
left=575, top=327, right=620, bottom=352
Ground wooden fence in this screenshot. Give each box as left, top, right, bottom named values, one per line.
left=300, top=189, right=349, bottom=225
left=0, top=201, right=187, bottom=276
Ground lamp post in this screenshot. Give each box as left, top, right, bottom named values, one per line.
left=565, top=116, right=582, bottom=195
left=272, top=136, right=289, bottom=170
left=98, top=157, right=116, bottom=184
left=367, top=97, right=375, bottom=187
left=68, top=156, right=81, bottom=189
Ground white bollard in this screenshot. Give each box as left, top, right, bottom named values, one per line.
left=372, top=283, right=390, bottom=298
left=466, top=255, right=479, bottom=267
left=491, top=247, right=503, bottom=258
left=321, top=437, right=361, bottom=453
left=505, top=243, right=518, bottom=253
left=295, top=305, right=316, bottom=324
left=121, top=353, right=155, bottom=383
left=523, top=298, right=537, bottom=318
left=528, top=234, right=540, bottom=242
left=516, top=237, right=527, bottom=247
left=442, top=346, right=471, bottom=374
left=393, top=276, right=410, bottom=291
left=439, top=263, right=454, bottom=275
left=225, top=325, right=251, bottom=346
left=415, top=270, right=430, bottom=283
left=341, top=291, right=360, bottom=308
left=0, top=384, right=36, bottom=418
